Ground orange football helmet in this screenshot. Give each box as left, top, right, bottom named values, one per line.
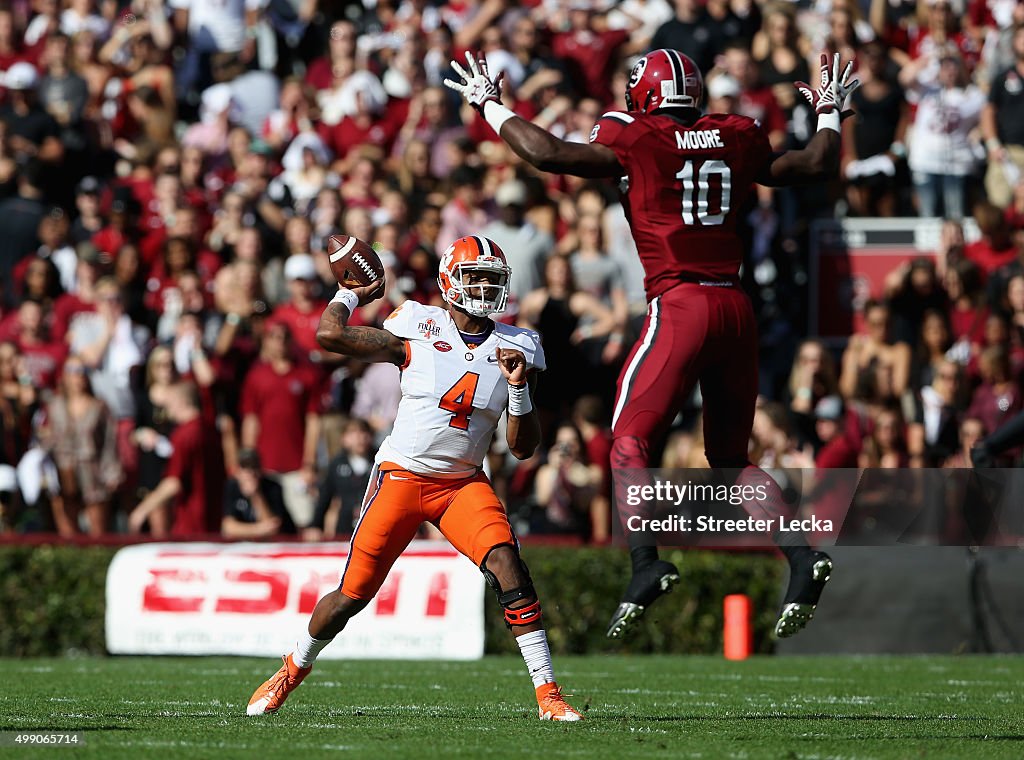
left=437, top=236, right=511, bottom=317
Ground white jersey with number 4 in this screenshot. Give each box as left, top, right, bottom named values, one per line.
left=376, top=300, right=545, bottom=478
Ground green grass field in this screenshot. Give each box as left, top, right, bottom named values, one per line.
left=1, top=655, right=1022, bottom=759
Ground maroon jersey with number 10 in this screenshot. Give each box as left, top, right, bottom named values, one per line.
left=590, top=110, right=774, bottom=299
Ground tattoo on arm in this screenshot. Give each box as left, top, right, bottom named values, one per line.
left=317, top=303, right=406, bottom=365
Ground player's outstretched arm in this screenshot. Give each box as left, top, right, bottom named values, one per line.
left=758, top=53, right=859, bottom=187
left=444, top=52, right=622, bottom=178
left=316, top=281, right=406, bottom=365
left=497, top=347, right=541, bottom=460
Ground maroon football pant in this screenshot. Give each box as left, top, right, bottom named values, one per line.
left=610, top=283, right=795, bottom=527
left=612, top=282, right=758, bottom=467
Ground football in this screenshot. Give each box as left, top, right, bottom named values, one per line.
left=327, top=234, right=386, bottom=288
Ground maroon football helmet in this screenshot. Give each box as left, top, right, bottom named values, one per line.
left=625, top=49, right=704, bottom=113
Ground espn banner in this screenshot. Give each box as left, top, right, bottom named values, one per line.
left=809, top=218, right=980, bottom=342
left=105, top=542, right=485, bottom=660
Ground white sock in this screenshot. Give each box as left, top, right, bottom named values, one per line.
left=516, top=629, right=555, bottom=689
left=292, top=631, right=332, bottom=668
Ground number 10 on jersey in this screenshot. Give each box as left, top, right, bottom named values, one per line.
left=676, top=159, right=731, bottom=226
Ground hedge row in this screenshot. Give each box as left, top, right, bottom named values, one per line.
left=485, top=547, right=785, bottom=656
left=0, top=545, right=116, bottom=657
left=0, top=544, right=784, bottom=657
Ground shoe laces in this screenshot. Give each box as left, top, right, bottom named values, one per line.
left=541, top=685, right=573, bottom=706
left=267, top=657, right=294, bottom=694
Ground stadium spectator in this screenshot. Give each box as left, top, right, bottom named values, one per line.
left=240, top=321, right=321, bottom=527
left=0, top=160, right=47, bottom=305
left=885, top=257, right=948, bottom=347
left=840, top=300, right=912, bottom=401
left=859, top=407, right=910, bottom=468
left=568, top=213, right=628, bottom=334
left=349, top=361, right=401, bottom=444
left=0, top=342, right=39, bottom=466
left=750, top=401, right=800, bottom=468
left=717, top=42, right=787, bottom=149
left=810, top=395, right=860, bottom=468
left=271, top=253, right=328, bottom=360
left=944, top=258, right=989, bottom=353
left=981, top=22, right=1024, bottom=208
left=68, top=277, right=146, bottom=425
left=842, top=40, right=907, bottom=217
left=943, top=416, right=986, bottom=467
left=222, top=447, right=294, bottom=539
left=910, top=309, right=954, bottom=391
left=909, top=358, right=963, bottom=466
left=787, top=338, right=840, bottom=446
left=533, top=423, right=603, bottom=539
left=11, top=299, right=66, bottom=390
left=901, top=50, right=984, bottom=219
left=967, top=345, right=1023, bottom=444
left=551, top=4, right=630, bottom=104
left=307, top=417, right=374, bottom=540
left=40, top=355, right=121, bottom=536
left=965, top=201, right=1016, bottom=276
left=171, top=0, right=264, bottom=104
left=518, top=255, right=618, bottom=425
left=571, top=395, right=612, bottom=542
left=752, top=5, right=810, bottom=98
left=69, top=175, right=102, bottom=243
left=480, top=179, right=552, bottom=306
left=129, top=382, right=224, bottom=536
left=651, top=0, right=720, bottom=73
left=132, top=346, right=177, bottom=503
left=0, top=62, right=64, bottom=164
left=437, top=164, right=489, bottom=250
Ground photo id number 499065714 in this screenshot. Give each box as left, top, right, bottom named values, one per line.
left=0, top=732, right=86, bottom=746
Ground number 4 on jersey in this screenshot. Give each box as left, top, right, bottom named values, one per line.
left=677, top=159, right=731, bottom=226
left=439, top=371, right=480, bottom=430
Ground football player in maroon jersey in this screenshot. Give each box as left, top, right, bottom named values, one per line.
left=447, top=50, right=859, bottom=640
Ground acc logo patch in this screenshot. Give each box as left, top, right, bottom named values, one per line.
left=433, top=341, right=452, bottom=352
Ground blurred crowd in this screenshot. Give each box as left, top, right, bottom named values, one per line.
left=0, top=0, right=1023, bottom=542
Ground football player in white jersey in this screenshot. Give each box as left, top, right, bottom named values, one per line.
left=247, top=236, right=583, bottom=722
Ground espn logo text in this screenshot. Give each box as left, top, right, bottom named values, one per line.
left=142, top=567, right=452, bottom=618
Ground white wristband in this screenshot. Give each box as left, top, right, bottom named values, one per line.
left=817, top=110, right=841, bottom=134
left=331, top=288, right=359, bottom=317
left=507, top=382, right=533, bottom=417
left=483, top=100, right=516, bottom=135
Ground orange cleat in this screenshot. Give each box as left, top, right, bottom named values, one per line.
left=536, top=682, right=584, bottom=721
left=246, top=654, right=311, bottom=716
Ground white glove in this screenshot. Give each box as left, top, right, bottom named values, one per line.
left=443, top=51, right=504, bottom=114
left=796, top=53, right=860, bottom=115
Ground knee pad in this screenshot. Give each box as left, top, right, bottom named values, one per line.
left=480, top=546, right=542, bottom=628
left=611, top=435, right=649, bottom=470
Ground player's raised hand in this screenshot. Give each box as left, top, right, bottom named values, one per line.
left=495, top=347, right=527, bottom=386
left=352, top=277, right=386, bottom=306
left=443, top=51, right=504, bottom=113
left=795, top=53, right=860, bottom=115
